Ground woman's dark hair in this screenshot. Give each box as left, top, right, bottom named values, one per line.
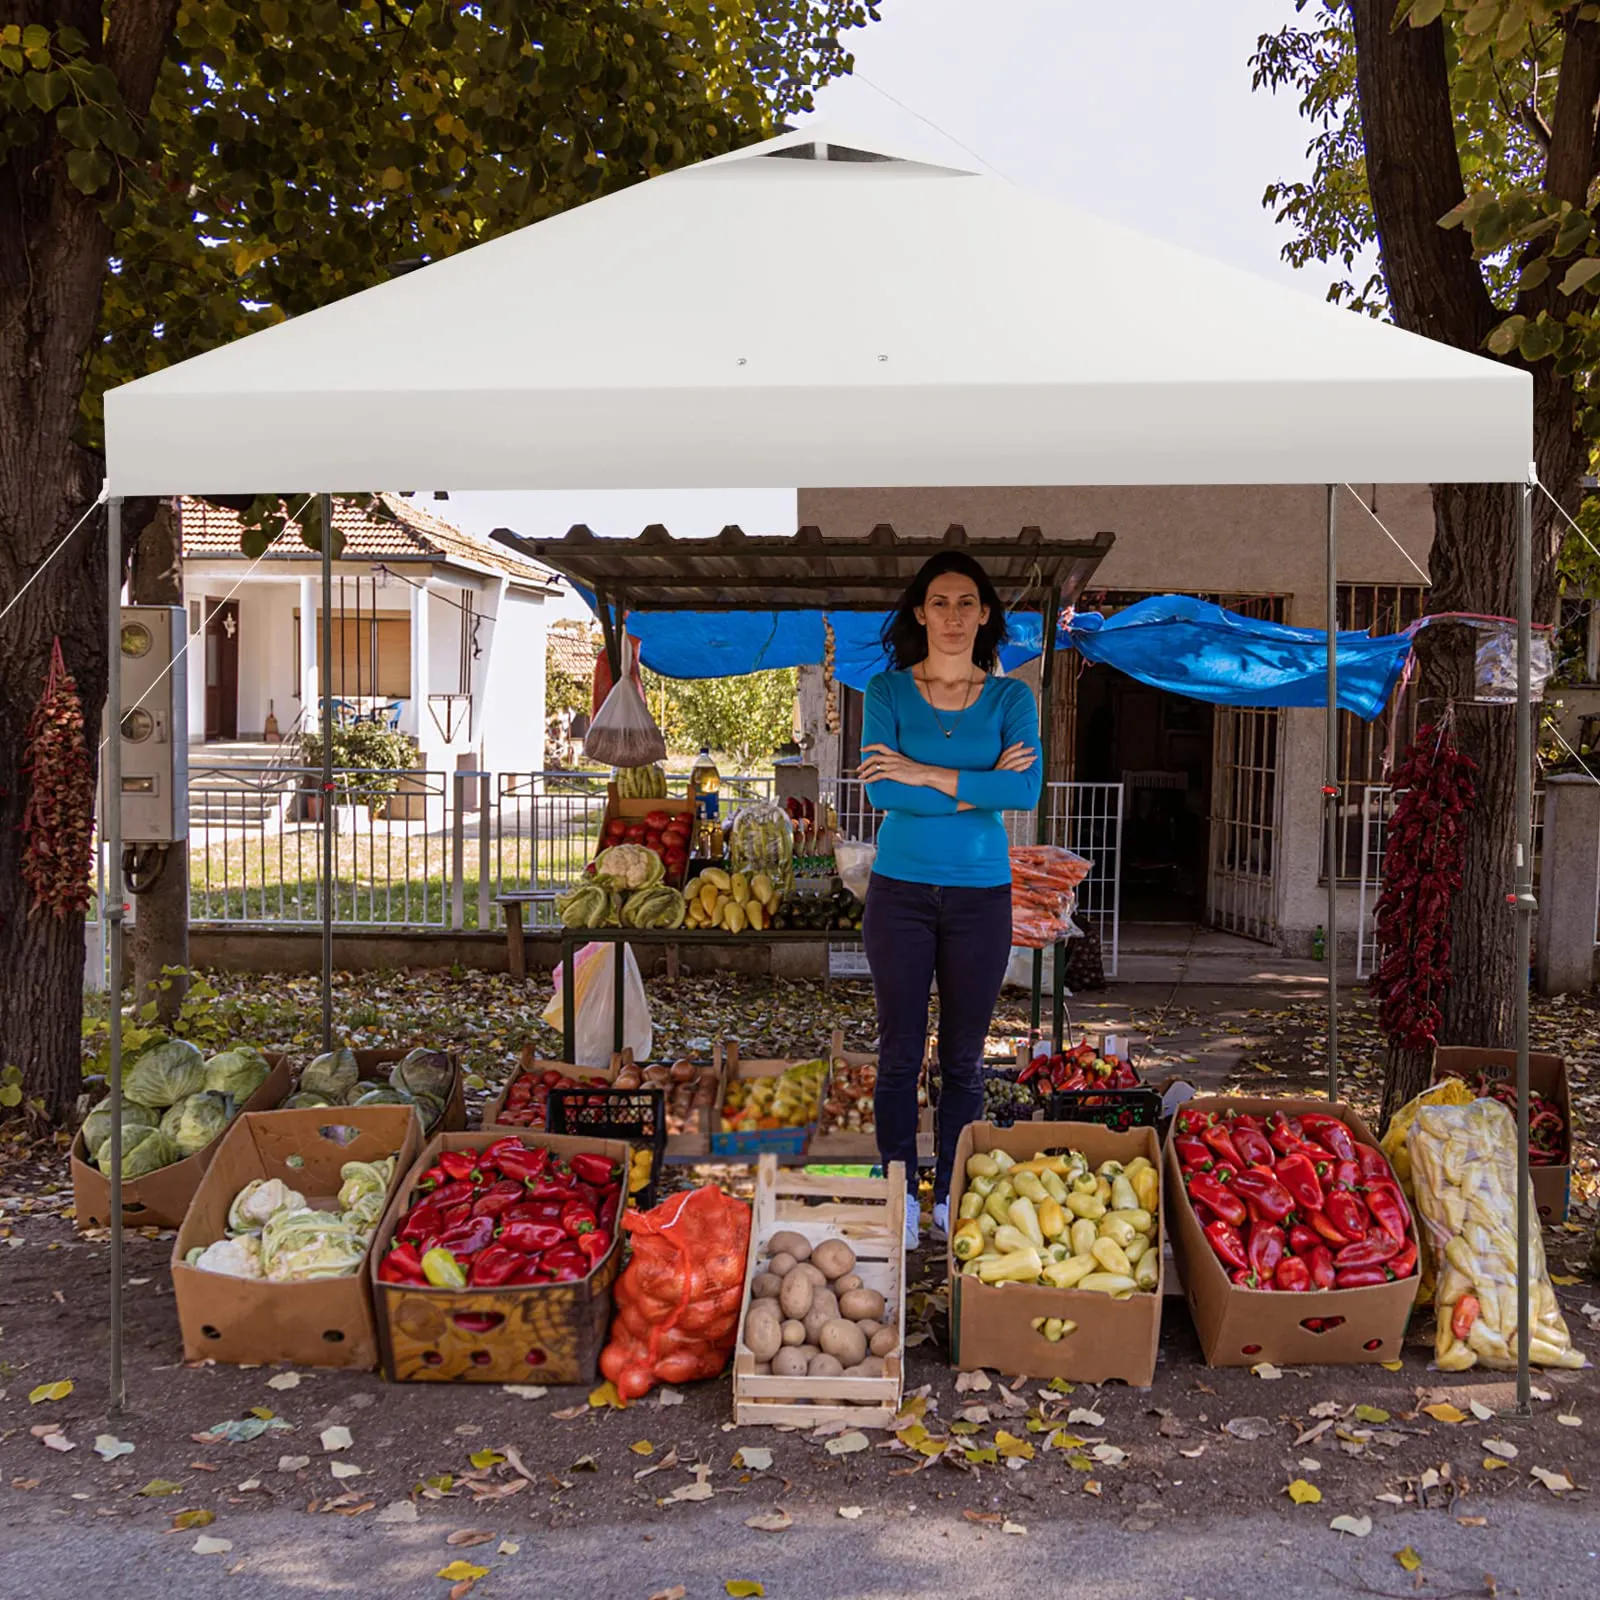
left=880, top=551, right=1010, bottom=672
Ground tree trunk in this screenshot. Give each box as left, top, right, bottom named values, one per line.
left=128, top=499, right=189, bottom=1023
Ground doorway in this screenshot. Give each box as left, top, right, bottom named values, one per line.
left=204, top=597, right=239, bottom=741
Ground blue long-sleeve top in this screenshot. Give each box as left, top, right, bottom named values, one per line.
left=861, top=669, right=1042, bottom=887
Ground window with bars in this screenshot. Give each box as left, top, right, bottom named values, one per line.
left=1326, top=583, right=1427, bottom=882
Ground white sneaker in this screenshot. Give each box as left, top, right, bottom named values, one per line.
left=904, top=1199, right=922, bottom=1251
left=931, top=1201, right=949, bottom=1239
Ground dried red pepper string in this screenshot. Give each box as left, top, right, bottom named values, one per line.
left=20, top=639, right=96, bottom=920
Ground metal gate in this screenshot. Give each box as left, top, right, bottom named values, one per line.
left=1207, top=705, right=1281, bottom=943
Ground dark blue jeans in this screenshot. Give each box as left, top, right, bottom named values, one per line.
left=862, top=872, right=1012, bottom=1203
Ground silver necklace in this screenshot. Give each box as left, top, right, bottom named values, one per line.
left=918, top=668, right=982, bottom=738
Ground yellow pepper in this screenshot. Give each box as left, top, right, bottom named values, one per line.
left=1132, top=1168, right=1159, bottom=1214
left=1091, top=1237, right=1132, bottom=1276
left=1030, top=1315, right=1076, bottom=1342
left=1134, top=1251, right=1159, bottom=1291
left=1110, top=1174, right=1139, bottom=1212
left=1096, top=1215, right=1137, bottom=1250
left=990, top=1150, right=1016, bottom=1172
left=1008, top=1197, right=1045, bottom=1249
left=1065, top=1192, right=1105, bottom=1220
left=966, top=1152, right=1002, bottom=1180
left=977, top=1212, right=998, bottom=1238
left=1071, top=1173, right=1099, bottom=1197
left=421, top=1247, right=466, bottom=1288
left=975, top=1246, right=1043, bottom=1284
left=1069, top=1218, right=1098, bottom=1258
left=1108, top=1207, right=1154, bottom=1236
left=1098, top=1160, right=1125, bottom=1177
left=952, top=1219, right=986, bottom=1261
left=970, top=1174, right=997, bottom=1199
left=1040, top=1253, right=1097, bottom=1289
left=1123, top=1235, right=1147, bottom=1264
left=1078, top=1271, right=1137, bottom=1298
left=1039, top=1169, right=1069, bottom=1205
left=1037, top=1198, right=1068, bottom=1241
left=993, top=1223, right=1036, bottom=1256
left=1013, top=1170, right=1050, bottom=1205
left=984, top=1190, right=1015, bottom=1227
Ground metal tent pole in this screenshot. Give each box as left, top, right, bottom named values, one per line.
left=320, top=494, right=335, bottom=1053
left=1513, top=477, right=1536, bottom=1414
left=1324, top=486, right=1339, bottom=1102
left=106, top=495, right=126, bottom=1415
left=1032, top=585, right=1061, bottom=1043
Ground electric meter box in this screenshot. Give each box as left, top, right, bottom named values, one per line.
left=114, top=606, right=188, bottom=845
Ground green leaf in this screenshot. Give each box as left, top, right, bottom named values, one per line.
left=1401, top=0, right=1448, bottom=25
left=1352, top=1404, right=1390, bottom=1425
left=20, top=23, right=49, bottom=51
left=1559, top=257, right=1600, bottom=296
left=1485, top=314, right=1526, bottom=356
left=24, top=70, right=65, bottom=111
left=64, top=147, right=110, bottom=196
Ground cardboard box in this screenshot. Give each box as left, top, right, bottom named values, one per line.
left=71, top=1052, right=293, bottom=1231
left=1432, top=1046, right=1572, bottom=1224
left=1164, top=1096, right=1418, bottom=1368
left=170, top=1104, right=422, bottom=1369
left=478, top=1047, right=613, bottom=1132
left=946, top=1120, right=1164, bottom=1385
left=371, top=1129, right=629, bottom=1384
left=599, top=787, right=694, bottom=884
left=711, top=1041, right=825, bottom=1160
left=806, top=1030, right=935, bottom=1163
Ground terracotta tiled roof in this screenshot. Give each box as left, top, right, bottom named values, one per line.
left=180, top=494, right=559, bottom=590
left=548, top=621, right=599, bottom=679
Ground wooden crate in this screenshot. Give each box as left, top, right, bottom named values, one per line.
left=807, top=1030, right=935, bottom=1164
left=731, top=1155, right=907, bottom=1428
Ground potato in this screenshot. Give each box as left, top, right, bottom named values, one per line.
left=838, top=1288, right=886, bottom=1323
left=810, top=1239, right=856, bottom=1281
left=780, top=1319, right=807, bottom=1347
left=779, top=1273, right=814, bottom=1320
left=745, top=1311, right=782, bottom=1363
left=844, top=1356, right=885, bottom=1377
left=768, top=1251, right=798, bottom=1279
left=818, top=1318, right=867, bottom=1367
left=790, top=1261, right=827, bottom=1289
left=766, top=1230, right=812, bottom=1262
left=802, top=1292, right=839, bottom=1343
left=771, top=1346, right=810, bottom=1377
left=751, top=1272, right=782, bottom=1300
left=807, top=1352, right=845, bottom=1377
left=753, top=1361, right=771, bottom=1375
left=855, top=1319, right=881, bottom=1339
left=835, top=1272, right=865, bottom=1295
left=869, top=1326, right=899, bottom=1358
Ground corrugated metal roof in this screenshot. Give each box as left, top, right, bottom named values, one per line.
left=492, top=522, right=1114, bottom=611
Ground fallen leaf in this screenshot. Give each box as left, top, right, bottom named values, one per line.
left=1483, top=1439, right=1518, bottom=1460
left=551, top=1405, right=586, bottom=1421
left=1482, top=1457, right=1511, bottom=1472
left=1531, top=1466, right=1574, bottom=1494
left=1066, top=1407, right=1104, bottom=1427
left=630, top=1440, right=656, bottom=1457
left=964, top=1448, right=998, bottom=1466
left=1457, top=1516, right=1487, bottom=1528
left=1090, top=1444, right=1125, bottom=1467
left=1330, top=1515, right=1372, bottom=1538
left=436, top=1561, right=490, bottom=1582
left=1308, top=1400, right=1342, bottom=1419
left=724, top=1585, right=765, bottom=1599
left=1179, top=1447, right=1205, bottom=1459
left=648, top=1590, right=687, bottom=1600
left=497, top=1541, right=520, bottom=1556
left=1550, top=1274, right=1582, bottom=1286
left=277, top=1456, right=310, bottom=1474
left=248, top=1407, right=276, bottom=1422
left=1395, top=1546, right=1422, bottom=1573
left=320, top=1427, right=353, bottom=1453
left=41, top=1433, right=74, bottom=1454
left=1001, top=1520, right=1027, bottom=1535
left=467, top=1450, right=504, bottom=1471
left=28, top=1381, right=73, bottom=1405
left=375, top=1501, right=418, bottom=1524
left=1422, top=1403, right=1468, bottom=1424
left=995, top=1431, right=1034, bottom=1461
left=955, top=1370, right=992, bottom=1394
left=137, top=1479, right=185, bottom=1497
left=588, top=1380, right=624, bottom=1410
left=172, top=1509, right=215, bottom=1530
left=570, top=1454, right=599, bottom=1473
left=744, top=1510, right=792, bottom=1532
left=963, top=1511, right=1003, bottom=1525
left=266, top=1373, right=301, bottom=1391
left=825, top=1432, right=869, bottom=1456
left=93, top=1434, right=134, bottom=1461
left=1298, top=1458, right=1321, bottom=1472
left=1286, top=1479, right=1322, bottom=1505
left=502, top=1385, right=547, bottom=1401
left=192, top=1535, right=233, bottom=1556
left=657, top=1389, right=685, bottom=1407
left=1226, top=1417, right=1273, bottom=1441
left=1082, top=1479, right=1102, bottom=1496
left=446, top=1531, right=496, bottom=1548
left=1557, top=1414, right=1582, bottom=1428
left=1531, top=1384, right=1554, bottom=1402
left=735, top=1447, right=773, bottom=1472
left=1379, top=1360, right=1404, bottom=1371
left=330, top=1462, right=362, bottom=1480
left=1252, top=1363, right=1283, bottom=1381
left=1353, top=1405, right=1390, bottom=1425
left=838, top=1506, right=863, bottom=1519
left=1469, top=1400, right=1496, bottom=1422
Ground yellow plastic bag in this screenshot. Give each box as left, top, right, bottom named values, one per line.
left=1379, top=1078, right=1475, bottom=1306
left=1410, top=1099, right=1583, bottom=1372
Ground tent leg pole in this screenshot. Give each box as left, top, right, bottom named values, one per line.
left=1513, top=478, right=1536, bottom=1417
left=320, top=493, right=335, bottom=1054
left=1030, top=585, right=1061, bottom=1044
left=106, top=494, right=126, bottom=1416
left=1324, top=485, right=1339, bottom=1103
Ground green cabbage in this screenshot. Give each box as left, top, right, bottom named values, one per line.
left=203, top=1048, right=272, bottom=1102
left=96, top=1124, right=179, bottom=1177
left=283, top=1090, right=334, bottom=1109
left=389, top=1048, right=453, bottom=1104
left=159, top=1090, right=232, bottom=1157
left=301, top=1048, right=359, bottom=1102
left=352, top=1086, right=410, bottom=1108
left=81, top=1097, right=157, bottom=1154
left=123, top=1038, right=206, bottom=1109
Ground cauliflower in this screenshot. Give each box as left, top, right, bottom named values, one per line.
left=594, top=843, right=664, bottom=892
left=227, top=1177, right=306, bottom=1236
left=191, top=1235, right=265, bottom=1279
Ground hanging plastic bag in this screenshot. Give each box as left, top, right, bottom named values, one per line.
left=584, top=670, right=666, bottom=767
left=600, top=1184, right=752, bottom=1400
left=540, top=941, right=653, bottom=1067
left=834, top=838, right=876, bottom=902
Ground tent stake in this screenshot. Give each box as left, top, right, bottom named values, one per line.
left=106, top=494, right=126, bottom=1415
left=320, top=493, right=335, bottom=1053
left=1324, top=485, right=1339, bottom=1102
left=1513, top=478, right=1536, bottom=1415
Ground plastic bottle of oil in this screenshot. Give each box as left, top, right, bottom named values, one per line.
left=689, top=747, right=722, bottom=856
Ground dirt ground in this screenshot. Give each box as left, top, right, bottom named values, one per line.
left=3, top=970, right=1598, bottom=1592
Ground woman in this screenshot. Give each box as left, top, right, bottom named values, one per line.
left=859, top=552, right=1041, bottom=1249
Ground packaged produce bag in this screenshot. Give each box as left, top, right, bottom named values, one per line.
left=599, top=1184, right=752, bottom=1400
left=1378, top=1077, right=1476, bottom=1307
left=584, top=672, right=666, bottom=768
left=541, top=941, right=652, bottom=1067
left=1410, top=1099, right=1583, bottom=1371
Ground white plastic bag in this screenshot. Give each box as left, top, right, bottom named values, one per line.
left=584, top=673, right=666, bottom=767
left=541, top=941, right=653, bottom=1067
left=834, top=838, right=876, bottom=902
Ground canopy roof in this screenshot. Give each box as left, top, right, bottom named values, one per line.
left=492, top=521, right=1114, bottom=610
left=103, top=123, right=1532, bottom=497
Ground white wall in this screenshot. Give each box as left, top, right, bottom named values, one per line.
left=479, top=587, right=549, bottom=773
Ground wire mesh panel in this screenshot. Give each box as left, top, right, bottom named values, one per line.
left=1207, top=706, right=1280, bottom=943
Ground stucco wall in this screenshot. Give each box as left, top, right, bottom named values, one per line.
left=479, top=587, right=549, bottom=774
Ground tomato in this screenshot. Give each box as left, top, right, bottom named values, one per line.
left=624, top=823, right=647, bottom=843
left=643, top=810, right=671, bottom=831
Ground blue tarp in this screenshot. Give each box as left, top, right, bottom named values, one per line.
left=583, top=591, right=1414, bottom=720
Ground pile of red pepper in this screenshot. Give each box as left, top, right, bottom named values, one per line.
left=377, top=1141, right=622, bottom=1289
left=495, top=1068, right=610, bottom=1131
left=1018, top=1042, right=1139, bottom=1093
left=1371, top=723, right=1477, bottom=1052
left=1436, top=1070, right=1567, bottom=1166
left=1175, top=1107, right=1417, bottom=1293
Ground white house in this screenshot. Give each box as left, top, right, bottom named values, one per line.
left=178, top=493, right=559, bottom=776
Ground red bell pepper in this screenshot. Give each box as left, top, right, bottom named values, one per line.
left=468, top=1243, right=527, bottom=1287
left=529, top=1172, right=579, bottom=1201
left=1201, top=1123, right=1245, bottom=1171
left=438, top=1150, right=482, bottom=1184
left=1232, top=1125, right=1276, bottom=1169
left=1249, top=1222, right=1285, bottom=1283
left=483, top=1136, right=532, bottom=1171
left=1173, top=1135, right=1213, bottom=1171
left=1325, top=1190, right=1369, bottom=1244
left=501, top=1199, right=566, bottom=1226
left=1231, top=1113, right=1265, bottom=1132
left=1286, top=1222, right=1319, bottom=1256
left=598, top=1191, right=620, bottom=1234
left=542, top=1242, right=589, bottom=1282
left=1298, top=1112, right=1356, bottom=1165
left=1275, top=1255, right=1312, bottom=1292
left=1305, top=1207, right=1351, bottom=1248
left=1231, top=1267, right=1273, bottom=1290
left=399, top=1199, right=447, bottom=1244
left=1329, top=1159, right=1360, bottom=1192
left=1231, top=1167, right=1295, bottom=1224
left=561, top=1199, right=598, bottom=1236
left=1176, top=1106, right=1214, bottom=1135
left=1355, top=1143, right=1392, bottom=1185
left=425, top=1180, right=476, bottom=1210
left=497, top=1219, right=566, bottom=1254
left=1188, top=1172, right=1246, bottom=1227
left=1267, top=1112, right=1307, bottom=1157
left=1363, top=1184, right=1411, bottom=1244
left=1334, top=1231, right=1400, bottom=1269
left=1388, top=1237, right=1418, bottom=1279
left=577, top=1229, right=611, bottom=1267
left=1273, top=1152, right=1324, bottom=1212
left=378, top=1241, right=427, bottom=1284
left=1335, top=1264, right=1390, bottom=1288
left=491, top=1144, right=551, bottom=1185
left=1307, top=1242, right=1336, bottom=1289
left=471, top=1179, right=526, bottom=1220
left=434, top=1214, right=496, bottom=1257
left=570, top=1152, right=619, bottom=1188
left=1204, top=1219, right=1249, bottom=1271
left=414, top=1163, right=450, bottom=1192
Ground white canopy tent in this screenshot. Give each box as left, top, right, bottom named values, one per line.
left=100, top=122, right=1541, bottom=1406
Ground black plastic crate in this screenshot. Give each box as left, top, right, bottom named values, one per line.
left=547, top=1085, right=668, bottom=1209
left=1040, top=1087, right=1162, bottom=1133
